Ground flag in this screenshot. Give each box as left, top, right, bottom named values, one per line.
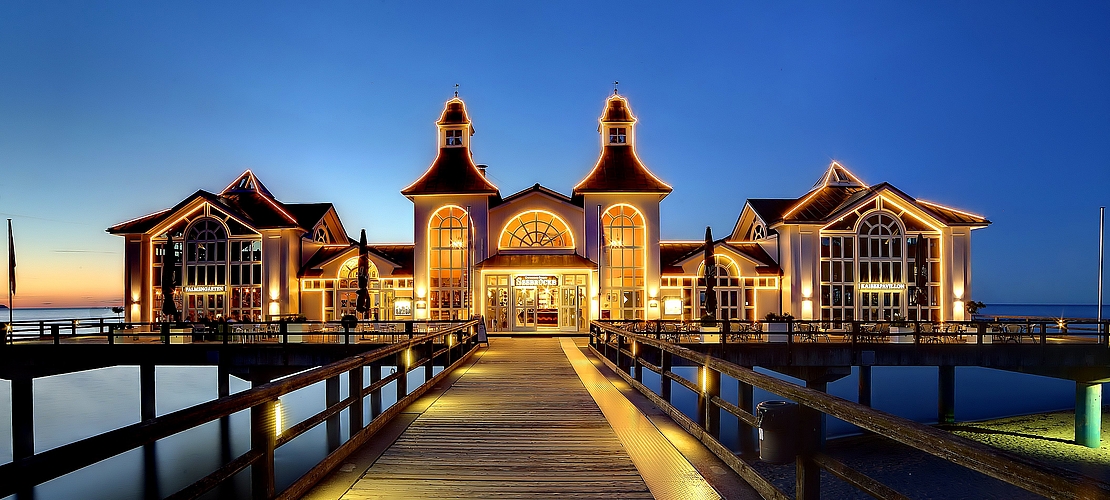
left=7, top=219, right=14, bottom=296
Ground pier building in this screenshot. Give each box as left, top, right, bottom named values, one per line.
left=108, top=93, right=989, bottom=330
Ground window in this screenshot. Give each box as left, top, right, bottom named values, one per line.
left=696, top=255, right=742, bottom=320
left=856, top=212, right=902, bottom=321
left=336, top=257, right=380, bottom=319
left=499, top=211, right=574, bottom=249
left=428, top=206, right=470, bottom=320
left=184, top=218, right=228, bottom=321
left=445, top=129, right=463, bottom=146
left=753, top=224, right=766, bottom=240
left=313, top=227, right=330, bottom=243
left=601, top=204, right=644, bottom=320
left=819, top=236, right=855, bottom=325
left=608, top=127, right=626, bottom=144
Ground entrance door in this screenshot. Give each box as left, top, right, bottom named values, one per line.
left=514, top=287, right=536, bottom=328
left=560, top=287, right=578, bottom=331
left=485, top=275, right=510, bottom=332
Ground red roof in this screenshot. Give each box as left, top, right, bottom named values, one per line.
left=401, top=148, right=499, bottom=196
left=574, top=144, right=671, bottom=194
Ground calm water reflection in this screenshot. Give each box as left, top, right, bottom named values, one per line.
left=0, top=365, right=437, bottom=500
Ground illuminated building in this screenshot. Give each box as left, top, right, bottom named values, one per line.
left=108, top=93, right=989, bottom=330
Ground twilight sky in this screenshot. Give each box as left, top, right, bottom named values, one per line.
left=0, top=1, right=1107, bottom=307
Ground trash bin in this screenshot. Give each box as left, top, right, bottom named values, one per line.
left=757, top=400, right=798, bottom=464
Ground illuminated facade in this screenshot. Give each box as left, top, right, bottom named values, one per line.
left=109, top=93, right=989, bottom=330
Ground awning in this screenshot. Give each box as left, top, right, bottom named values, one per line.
left=474, top=253, right=597, bottom=270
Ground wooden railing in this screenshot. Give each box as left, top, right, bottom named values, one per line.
left=1, top=319, right=468, bottom=346
left=591, top=321, right=1110, bottom=500
left=0, top=319, right=481, bottom=500
left=595, top=318, right=1109, bottom=346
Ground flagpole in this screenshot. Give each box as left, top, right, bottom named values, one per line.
left=1096, top=206, right=1105, bottom=335
left=7, top=218, right=13, bottom=343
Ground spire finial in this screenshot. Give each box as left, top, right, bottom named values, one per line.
left=613, top=81, right=619, bottom=95
left=454, top=83, right=459, bottom=98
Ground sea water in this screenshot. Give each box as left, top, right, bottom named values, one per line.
left=0, top=305, right=1107, bottom=499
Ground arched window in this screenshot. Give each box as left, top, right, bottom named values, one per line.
left=857, top=212, right=903, bottom=321
left=185, top=218, right=228, bottom=321
left=314, top=226, right=330, bottom=243
left=601, top=204, right=645, bottom=320
left=428, top=206, right=469, bottom=320
left=336, top=257, right=379, bottom=319
left=753, top=224, right=766, bottom=240
left=499, top=210, right=574, bottom=249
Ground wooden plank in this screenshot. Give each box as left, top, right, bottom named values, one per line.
left=344, top=338, right=653, bottom=499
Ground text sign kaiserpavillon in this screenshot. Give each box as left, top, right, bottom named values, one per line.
left=858, top=283, right=907, bottom=291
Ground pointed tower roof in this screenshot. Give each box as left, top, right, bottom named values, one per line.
left=401, top=97, right=498, bottom=197
left=573, top=94, right=672, bottom=195
left=812, top=161, right=867, bottom=189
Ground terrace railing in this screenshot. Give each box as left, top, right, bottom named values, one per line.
left=0, top=319, right=481, bottom=500
left=591, top=320, right=1110, bottom=500
left=595, top=318, right=1110, bottom=346
left=1, top=318, right=469, bottom=346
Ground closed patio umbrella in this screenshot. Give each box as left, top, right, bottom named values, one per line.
left=914, top=233, right=929, bottom=307
left=356, top=229, right=371, bottom=320
left=702, top=226, right=717, bottom=323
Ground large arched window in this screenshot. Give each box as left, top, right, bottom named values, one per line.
left=185, top=218, right=227, bottom=321
left=499, top=210, right=574, bottom=249
left=428, top=206, right=469, bottom=320
left=601, top=204, right=645, bottom=320
left=857, top=212, right=903, bottom=321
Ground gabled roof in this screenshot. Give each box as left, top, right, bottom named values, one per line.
left=746, top=162, right=990, bottom=228
left=491, top=183, right=582, bottom=208
left=108, top=170, right=328, bottom=235
left=299, top=243, right=409, bottom=278
left=368, top=245, right=415, bottom=277
left=659, top=240, right=780, bottom=275
left=284, top=203, right=334, bottom=231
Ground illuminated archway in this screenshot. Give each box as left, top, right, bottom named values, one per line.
left=601, top=204, right=645, bottom=320
left=498, top=210, right=574, bottom=249
left=427, top=206, right=469, bottom=320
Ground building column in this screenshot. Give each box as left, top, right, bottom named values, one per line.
left=938, top=366, right=955, bottom=424
left=1076, top=382, right=1102, bottom=448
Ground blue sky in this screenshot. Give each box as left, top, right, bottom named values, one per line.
left=0, top=1, right=1107, bottom=306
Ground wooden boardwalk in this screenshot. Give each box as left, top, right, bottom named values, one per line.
left=341, top=337, right=667, bottom=499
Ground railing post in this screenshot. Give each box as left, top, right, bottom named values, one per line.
left=71, top=319, right=77, bottom=337
left=615, top=334, right=626, bottom=373
left=738, top=374, right=756, bottom=456
left=406, top=321, right=414, bottom=340
left=350, top=366, right=365, bottom=434
left=107, top=323, right=115, bottom=345
left=660, top=349, right=672, bottom=404
left=396, top=351, right=408, bottom=401
left=704, top=366, right=721, bottom=439
left=370, top=363, right=382, bottom=419
left=424, top=339, right=433, bottom=382
left=345, top=323, right=351, bottom=345
left=796, top=380, right=826, bottom=500
left=250, top=399, right=277, bottom=500
left=280, top=322, right=288, bottom=344
left=51, top=324, right=60, bottom=345
left=632, top=340, right=642, bottom=383
left=326, top=376, right=341, bottom=451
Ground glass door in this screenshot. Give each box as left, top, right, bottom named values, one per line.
left=860, top=291, right=901, bottom=321
left=514, top=287, right=536, bottom=329
left=560, top=287, right=578, bottom=331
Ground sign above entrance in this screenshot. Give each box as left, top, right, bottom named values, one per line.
left=514, top=275, right=559, bottom=287
left=184, top=285, right=226, bottom=293
left=858, top=283, right=907, bottom=291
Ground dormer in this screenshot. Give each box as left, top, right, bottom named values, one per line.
left=437, top=97, right=473, bottom=149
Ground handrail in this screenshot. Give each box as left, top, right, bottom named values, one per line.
left=593, top=318, right=1109, bottom=346
left=0, top=319, right=481, bottom=499
left=592, top=321, right=1110, bottom=500
left=1, top=319, right=473, bottom=346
